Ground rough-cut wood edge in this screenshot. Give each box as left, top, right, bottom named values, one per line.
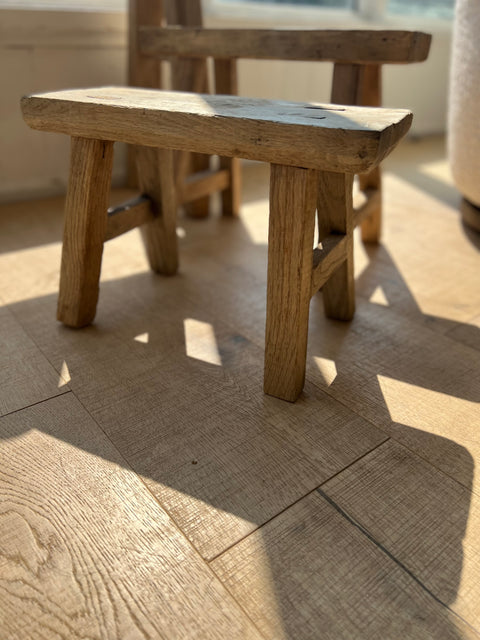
left=105, top=195, right=154, bottom=241
left=21, top=89, right=412, bottom=175
left=139, top=28, right=432, bottom=65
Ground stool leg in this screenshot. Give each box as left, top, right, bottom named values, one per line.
left=317, top=172, right=355, bottom=321
left=332, top=62, right=382, bottom=244
left=359, top=167, right=382, bottom=243
left=136, top=146, right=178, bottom=275
left=357, top=64, right=382, bottom=244
left=264, top=164, right=318, bottom=402
left=57, top=137, right=114, bottom=328
left=215, top=58, right=242, bottom=217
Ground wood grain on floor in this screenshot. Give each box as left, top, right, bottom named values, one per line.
left=0, top=394, right=262, bottom=640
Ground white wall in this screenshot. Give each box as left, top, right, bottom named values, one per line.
left=0, top=6, right=452, bottom=203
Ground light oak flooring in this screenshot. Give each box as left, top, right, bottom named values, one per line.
left=0, top=136, right=479, bottom=639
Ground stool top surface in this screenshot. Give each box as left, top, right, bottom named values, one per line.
left=22, top=86, right=412, bottom=173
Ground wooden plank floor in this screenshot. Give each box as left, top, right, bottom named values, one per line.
left=1, top=136, right=480, bottom=639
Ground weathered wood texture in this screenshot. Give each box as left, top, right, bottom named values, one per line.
left=135, top=145, right=178, bottom=275
left=311, top=235, right=348, bottom=296
left=21, top=87, right=412, bottom=174
left=105, top=195, right=154, bottom=241
left=264, top=165, right=318, bottom=401
left=0, top=394, right=262, bottom=639
left=139, top=27, right=432, bottom=64
left=317, top=171, right=355, bottom=320
left=57, top=137, right=114, bottom=328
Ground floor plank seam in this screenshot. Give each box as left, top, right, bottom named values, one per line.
left=315, top=436, right=390, bottom=488
left=0, top=389, right=72, bottom=420
left=3, top=301, right=75, bottom=383
left=128, top=470, right=270, bottom=638
left=207, top=563, right=271, bottom=640
left=208, top=438, right=391, bottom=565
left=316, top=487, right=480, bottom=637
left=310, top=376, right=480, bottom=500
left=68, top=391, right=268, bottom=633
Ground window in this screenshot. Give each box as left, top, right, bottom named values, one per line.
left=221, top=0, right=352, bottom=5
left=218, top=0, right=454, bottom=20
left=388, top=0, right=453, bottom=19
left=0, top=0, right=127, bottom=9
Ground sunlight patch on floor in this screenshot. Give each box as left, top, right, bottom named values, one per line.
left=184, top=318, right=222, bottom=366
left=58, top=360, right=71, bottom=388
left=377, top=374, right=479, bottom=441
left=134, top=332, right=149, bottom=344
left=417, top=158, right=455, bottom=186
left=210, top=530, right=288, bottom=640
left=0, top=244, right=62, bottom=304
left=313, top=356, right=338, bottom=387
left=369, top=285, right=390, bottom=307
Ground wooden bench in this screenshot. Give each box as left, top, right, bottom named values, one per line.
left=21, top=86, right=412, bottom=401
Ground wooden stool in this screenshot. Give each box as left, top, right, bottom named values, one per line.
left=21, top=87, right=411, bottom=401
left=129, top=0, right=431, bottom=239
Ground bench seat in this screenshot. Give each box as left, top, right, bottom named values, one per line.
left=21, top=86, right=411, bottom=174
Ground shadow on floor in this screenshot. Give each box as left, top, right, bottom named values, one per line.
left=0, top=239, right=478, bottom=637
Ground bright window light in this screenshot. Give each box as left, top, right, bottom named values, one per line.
left=0, top=0, right=127, bottom=9
left=217, top=0, right=454, bottom=20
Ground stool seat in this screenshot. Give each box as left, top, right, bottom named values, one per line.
left=21, top=86, right=411, bottom=174
left=21, top=86, right=412, bottom=401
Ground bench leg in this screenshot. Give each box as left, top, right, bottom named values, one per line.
left=136, top=146, right=178, bottom=275
left=264, top=164, right=318, bottom=402
left=332, top=62, right=382, bottom=244
left=317, top=172, right=355, bottom=321
left=215, top=58, right=241, bottom=217
left=359, top=167, right=382, bottom=243
left=219, top=156, right=242, bottom=217
left=57, top=137, right=114, bottom=328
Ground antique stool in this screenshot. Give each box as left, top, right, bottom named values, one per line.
left=21, top=87, right=411, bottom=401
